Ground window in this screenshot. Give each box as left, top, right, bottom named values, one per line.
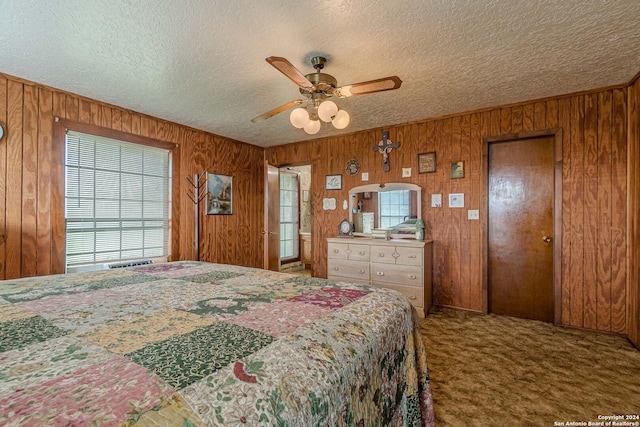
left=379, top=190, right=410, bottom=228
left=65, top=130, right=170, bottom=269
left=279, top=172, right=299, bottom=260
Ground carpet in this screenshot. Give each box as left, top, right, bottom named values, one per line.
left=420, top=307, right=640, bottom=427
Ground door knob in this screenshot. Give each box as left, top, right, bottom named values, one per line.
left=542, top=236, right=552, bottom=243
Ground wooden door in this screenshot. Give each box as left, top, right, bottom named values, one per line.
left=488, top=136, right=555, bottom=322
left=264, top=164, right=280, bottom=271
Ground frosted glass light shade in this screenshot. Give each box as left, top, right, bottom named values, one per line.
left=318, top=100, right=338, bottom=122
left=303, top=119, right=321, bottom=134
left=290, top=108, right=309, bottom=128
left=332, top=110, right=350, bottom=129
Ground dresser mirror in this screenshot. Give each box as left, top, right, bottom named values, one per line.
left=349, top=183, right=421, bottom=238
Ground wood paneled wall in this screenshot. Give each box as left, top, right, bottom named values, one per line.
left=0, top=73, right=265, bottom=280
left=628, top=76, right=640, bottom=346
left=266, top=87, right=630, bottom=335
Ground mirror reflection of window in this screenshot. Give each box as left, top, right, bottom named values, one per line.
left=379, top=190, right=410, bottom=228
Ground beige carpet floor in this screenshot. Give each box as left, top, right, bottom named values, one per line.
left=420, top=307, right=640, bottom=427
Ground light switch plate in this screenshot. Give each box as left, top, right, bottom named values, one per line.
left=468, top=209, right=479, bottom=220
left=361, top=172, right=369, bottom=181
left=402, top=167, right=411, bottom=177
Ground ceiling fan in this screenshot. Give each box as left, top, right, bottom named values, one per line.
left=251, top=56, right=402, bottom=132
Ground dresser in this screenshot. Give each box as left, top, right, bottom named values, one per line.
left=326, top=238, right=433, bottom=317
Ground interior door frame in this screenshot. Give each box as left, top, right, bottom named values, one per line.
left=482, top=129, right=563, bottom=324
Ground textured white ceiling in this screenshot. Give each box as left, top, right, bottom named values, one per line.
left=1, top=0, right=639, bottom=147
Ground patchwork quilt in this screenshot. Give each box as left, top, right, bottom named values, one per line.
left=0, top=261, right=434, bottom=426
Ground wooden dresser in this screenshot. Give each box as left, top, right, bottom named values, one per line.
left=326, top=238, right=433, bottom=317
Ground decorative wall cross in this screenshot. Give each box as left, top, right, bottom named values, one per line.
left=373, top=131, right=400, bottom=172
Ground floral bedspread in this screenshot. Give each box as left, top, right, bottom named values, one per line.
left=0, top=261, right=434, bottom=426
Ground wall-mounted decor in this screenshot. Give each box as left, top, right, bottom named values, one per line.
left=431, top=193, right=442, bottom=208
left=373, top=131, right=400, bottom=172
left=418, top=152, right=436, bottom=173
left=363, top=191, right=372, bottom=199
left=449, top=193, right=465, bottom=208
left=450, top=161, right=465, bottom=179
left=207, top=173, right=233, bottom=214
left=345, top=159, right=360, bottom=176
left=325, top=174, right=342, bottom=190
left=322, top=198, right=337, bottom=210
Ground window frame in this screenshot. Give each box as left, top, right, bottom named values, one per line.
left=52, top=118, right=177, bottom=274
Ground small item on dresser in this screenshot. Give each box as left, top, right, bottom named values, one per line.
left=371, top=228, right=390, bottom=240
left=415, top=219, right=425, bottom=241
left=337, top=218, right=354, bottom=237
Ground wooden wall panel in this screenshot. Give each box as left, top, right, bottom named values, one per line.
left=37, top=88, right=53, bottom=276
left=627, top=79, right=640, bottom=346
left=6, top=80, right=23, bottom=279
left=266, top=85, right=632, bottom=336
left=0, top=76, right=6, bottom=279
left=611, top=88, right=628, bottom=335
left=0, top=73, right=265, bottom=281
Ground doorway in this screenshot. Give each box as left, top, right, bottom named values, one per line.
left=487, top=135, right=559, bottom=323
left=264, top=163, right=312, bottom=275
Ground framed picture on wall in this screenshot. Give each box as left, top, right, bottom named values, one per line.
left=450, top=161, right=465, bottom=179
left=207, top=173, right=233, bottom=214
left=325, top=174, right=342, bottom=190
left=418, top=152, right=436, bottom=173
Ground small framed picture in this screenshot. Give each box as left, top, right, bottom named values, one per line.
left=418, top=152, right=436, bottom=173
left=450, top=161, right=465, bottom=179
left=325, top=174, right=342, bottom=190
left=363, top=191, right=372, bottom=199
left=207, top=173, right=233, bottom=215
left=448, top=193, right=465, bottom=208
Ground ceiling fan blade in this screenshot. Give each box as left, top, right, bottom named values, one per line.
left=251, top=99, right=306, bottom=123
left=266, top=57, right=314, bottom=89
left=333, top=76, right=402, bottom=98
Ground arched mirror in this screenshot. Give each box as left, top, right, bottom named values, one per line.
left=349, top=183, right=421, bottom=238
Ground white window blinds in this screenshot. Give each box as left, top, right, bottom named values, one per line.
left=379, top=190, right=410, bottom=228
left=65, top=130, right=170, bottom=268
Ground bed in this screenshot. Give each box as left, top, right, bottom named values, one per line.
left=0, top=261, right=434, bottom=426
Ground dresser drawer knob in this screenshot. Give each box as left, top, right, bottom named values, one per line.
left=378, top=253, right=384, bottom=257
left=408, top=255, right=417, bottom=259
left=359, top=270, right=365, bottom=274
left=376, top=271, right=384, bottom=276
left=333, top=267, right=339, bottom=271
left=359, top=251, right=366, bottom=255
left=408, top=295, right=417, bottom=300
left=408, top=274, right=416, bottom=280
left=333, top=249, right=339, bottom=253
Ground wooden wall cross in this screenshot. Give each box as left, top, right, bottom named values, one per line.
left=373, top=131, right=400, bottom=172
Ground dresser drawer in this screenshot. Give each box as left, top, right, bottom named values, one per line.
left=372, top=282, right=424, bottom=309
left=371, top=246, right=397, bottom=264
left=393, top=246, right=423, bottom=266
left=328, top=259, right=370, bottom=281
left=328, top=275, right=370, bottom=286
left=328, top=243, right=370, bottom=261
left=347, top=244, right=370, bottom=261
left=328, top=243, right=350, bottom=259
left=371, top=264, right=423, bottom=287
left=371, top=245, right=423, bottom=266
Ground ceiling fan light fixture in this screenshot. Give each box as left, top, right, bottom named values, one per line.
left=290, top=107, right=310, bottom=128
left=317, top=100, right=338, bottom=122
left=332, top=109, right=350, bottom=129
left=303, top=119, right=321, bottom=135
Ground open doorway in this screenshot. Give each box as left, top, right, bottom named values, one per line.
left=264, top=164, right=312, bottom=275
